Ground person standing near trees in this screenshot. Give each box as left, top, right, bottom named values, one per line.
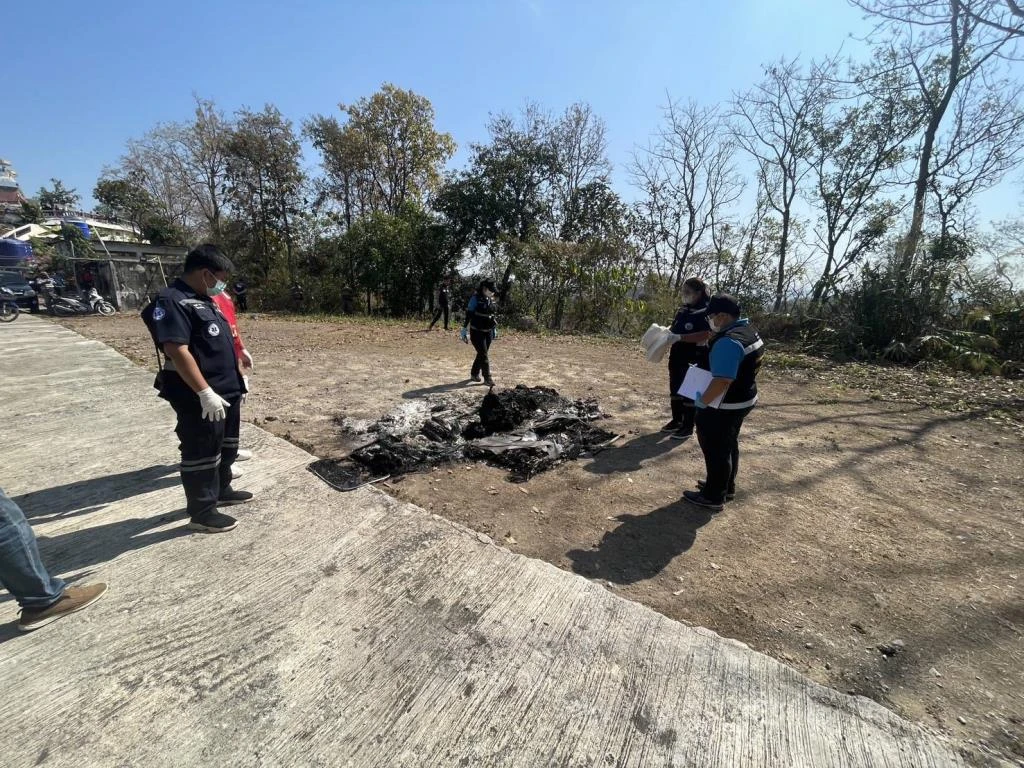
left=233, top=280, right=248, bottom=312
left=662, top=277, right=712, bottom=441
left=460, top=279, right=498, bottom=386
left=684, top=293, right=765, bottom=512
left=213, top=288, right=256, bottom=472
left=428, top=278, right=451, bottom=331
left=142, top=244, right=253, bottom=533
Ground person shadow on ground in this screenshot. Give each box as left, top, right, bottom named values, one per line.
left=12, top=465, right=181, bottom=521
left=583, top=431, right=686, bottom=475
left=567, top=500, right=714, bottom=584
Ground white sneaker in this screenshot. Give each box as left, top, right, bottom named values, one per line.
left=231, top=465, right=243, bottom=479
left=236, top=449, right=253, bottom=462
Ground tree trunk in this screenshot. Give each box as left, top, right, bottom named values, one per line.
left=900, top=1, right=963, bottom=270
left=774, top=210, right=791, bottom=311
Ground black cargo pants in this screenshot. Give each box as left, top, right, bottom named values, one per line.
left=170, top=396, right=241, bottom=519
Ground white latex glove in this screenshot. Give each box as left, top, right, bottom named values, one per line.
left=198, top=387, right=230, bottom=422
left=240, top=349, right=254, bottom=369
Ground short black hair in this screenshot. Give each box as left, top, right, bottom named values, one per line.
left=479, top=279, right=497, bottom=294
left=184, top=244, right=234, bottom=275
left=707, top=293, right=741, bottom=317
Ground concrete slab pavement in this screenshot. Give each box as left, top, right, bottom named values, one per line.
left=0, top=318, right=974, bottom=767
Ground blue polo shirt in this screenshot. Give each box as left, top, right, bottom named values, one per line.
left=709, top=319, right=751, bottom=380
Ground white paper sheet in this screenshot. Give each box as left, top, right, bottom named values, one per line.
left=678, top=365, right=725, bottom=408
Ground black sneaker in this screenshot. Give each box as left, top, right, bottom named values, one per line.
left=697, top=479, right=735, bottom=501
left=661, top=420, right=681, bottom=433
left=218, top=488, right=254, bottom=506
left=470, top=375, right=482, bottom=383
left=484, top=378, right=495, bottom=388
left=187, top=510, right=237, bottom=533
left=670, top=428, right=694, bottom=441
left=682, top=490, right=724, bottom=512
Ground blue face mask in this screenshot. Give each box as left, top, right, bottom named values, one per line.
left=205, top=272, right=228, bottom=297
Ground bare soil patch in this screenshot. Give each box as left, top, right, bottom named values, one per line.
left=59, top=313, right=1024, bottom=764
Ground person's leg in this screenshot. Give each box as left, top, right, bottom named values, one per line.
left=0, top=487, right=65, bottom=610
left=428, top=307, right=441, bottom=329
left=695, top=409, right=731, bottom=504
left=667, top=354, right=685, bottom=429
left=470, top=329, right=488, bottom=378
left=442, top=304, right=450, bottom=331
left=218, top=397, right=242, bottom=494
left=727, top=407, right=752, bottom=493
left=480, top=331, right=493, bottom=382
left=172, top=399, right=226, bottom=520
left=679, top=402, right=696, bottom=434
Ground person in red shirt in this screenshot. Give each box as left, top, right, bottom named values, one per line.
left=213, top=291, right=254, bottom=466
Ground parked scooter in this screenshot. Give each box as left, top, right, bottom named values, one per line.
left=47, top=287, right=116, bottom=317
left=0, top=286, right=20, bottom=322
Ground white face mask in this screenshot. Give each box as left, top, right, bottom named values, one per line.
left=204, top=271, right=228, bottom=297
left=708, top=315, right=721, bottom=333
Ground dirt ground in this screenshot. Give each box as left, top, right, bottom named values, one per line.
left=58, top=312, right=1023, bottom=765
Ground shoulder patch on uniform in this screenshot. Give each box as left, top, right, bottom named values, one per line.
left=684, top=322, right=693, bottom=331
left=152, top=306, right=166, bottom=321
left=208, top=323, right=220, bottom=337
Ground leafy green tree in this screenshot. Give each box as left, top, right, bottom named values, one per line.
left=306, top=84, right=456, bottom=219
left=37, top=179, right=80, bottom=215
left=224, top=104, right=305, bottom=281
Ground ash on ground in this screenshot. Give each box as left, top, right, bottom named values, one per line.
left=314, top=385, right=617, bottom=485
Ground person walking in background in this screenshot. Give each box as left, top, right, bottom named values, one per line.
left=684, top=294, right=765, bottom=512
left=428, top=278, right=451, bottom=331
left=233, top=280, right=248, bottom=312
left=212, top=288, right=256, bottom=472
left=1, top=487, right=107, bottom=631
left=663, top=277, right=712, bottom=441
left=142, top=244, right=252, bottom=533
left=460, top=279, right=498, bottom=386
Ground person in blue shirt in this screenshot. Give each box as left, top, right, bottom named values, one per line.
left=683, top=293, right=765, bottom=512
left=142, top=245, right=253, bottom=533
left=663, top=276, right=712, bottom=441
left=460, top=279, right=498, bottom=386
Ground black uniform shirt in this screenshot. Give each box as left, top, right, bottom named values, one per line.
left=152, top=279, right=242, bottom=399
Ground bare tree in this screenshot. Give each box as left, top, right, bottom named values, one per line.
left=807, top=59, right=919, bottom=302
left=551, top=102, right=612, bottom=238
left=732, top=59, right=834, bottom=309
left=632, top=100, right=743, bottom=290
left=959, top=0, right=1024, bottom=37
left=851, top=0, right=1022, bottom=268
left=928, top=70, right=1024, bottom=237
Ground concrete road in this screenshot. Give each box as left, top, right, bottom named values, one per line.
left=0, top=318, right=973, bottom=767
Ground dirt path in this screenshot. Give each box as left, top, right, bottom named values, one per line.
left=58, top=313, right=1023, bottom=764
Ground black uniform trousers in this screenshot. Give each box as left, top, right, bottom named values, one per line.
left=668, top=343, right=699, bottom=432
left=696, top=406, right=753, bottom=504
left=171, top=395, right=241, bottom=520
left=429, top=302, right=449, bottom=330
left=470, top=328, right=492, bottom=379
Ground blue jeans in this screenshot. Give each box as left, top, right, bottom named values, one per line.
left=0, top=487, right=65, bottom=610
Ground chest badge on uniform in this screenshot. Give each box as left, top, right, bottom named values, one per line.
left=208, top=323, right=220, bottom=337
left=152, top=306, right=166, bottom=321
left=685, top=322, right=693, bottom=331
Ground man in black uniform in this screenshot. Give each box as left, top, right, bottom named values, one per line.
left=683, top=294, right=765, bottom=512
left=428, top=278, right=451, bottom=331
left=144, top=244, right=252, bottom=533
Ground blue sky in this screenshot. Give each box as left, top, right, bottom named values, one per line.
left=4, top=0, right=1019, bottom=221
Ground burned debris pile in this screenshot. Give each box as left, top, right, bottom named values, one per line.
left=313, top=385, right=617, bottom=488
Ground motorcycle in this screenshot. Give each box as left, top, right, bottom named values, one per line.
left=47, top=287, right=116, bottom=317
left=0, top=286, right=20, bottom=322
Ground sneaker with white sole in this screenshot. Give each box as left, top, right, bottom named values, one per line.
left=218, top=488, right=254, bottom=506
left=231, top=465, right=243, bottom=479
left=187, top=510, right=237, bottom=533
left=18, top=583, right=108, bottom=631
left=236, top=449, right=253, bottom=462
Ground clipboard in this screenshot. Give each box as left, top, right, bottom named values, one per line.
left=678, top=365, right=724, bottom=408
